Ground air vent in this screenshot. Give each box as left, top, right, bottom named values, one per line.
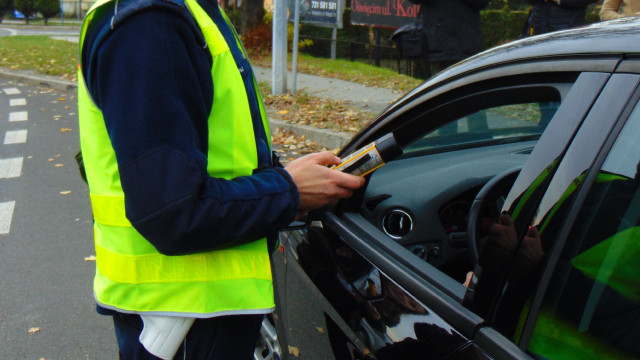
left=382, top=209, right=413, bottom=239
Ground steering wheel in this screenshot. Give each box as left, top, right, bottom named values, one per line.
left=467, top=166, right=522, bottom=267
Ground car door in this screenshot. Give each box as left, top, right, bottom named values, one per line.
left=274, top=63, right=621, bottom=360
left=453, top=67, right=640, bottom=359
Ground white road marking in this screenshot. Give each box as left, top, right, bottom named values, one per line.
left=9, top=98, right=27, bottom=106
left=0, top=157, right=23, bottom=178
left=2, top=88, right=21, bottom=95
left=8, top=111, right=28, bottom=122
left=4, top=130, right=27, bottom=145
left=0, top=201, right=16, bottom=235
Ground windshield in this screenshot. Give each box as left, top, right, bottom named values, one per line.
left=404, top=101, right=561, bottom=153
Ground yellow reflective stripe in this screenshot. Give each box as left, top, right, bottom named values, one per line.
left=95, top=241, right=272, bottom=284
left=95, top=272, right=275, bottom=315
left=90, top=193, right=131, bottom=227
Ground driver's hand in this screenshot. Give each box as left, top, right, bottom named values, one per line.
left=479, top=214, right=518, bottom=270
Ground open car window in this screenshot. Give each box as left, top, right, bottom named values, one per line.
left=404, top=101, right=560, bottom=154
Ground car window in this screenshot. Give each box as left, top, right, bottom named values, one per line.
left=404, top=101, right=560, bottom=154
left=527, top=100, right=640, bottom=360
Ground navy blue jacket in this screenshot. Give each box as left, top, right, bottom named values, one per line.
left=408, top=0, right=490, bottom=62
left=81, top=0, right=299, bottom=256
left=526, top=0, right=597, bottom=35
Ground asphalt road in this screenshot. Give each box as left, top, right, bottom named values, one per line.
left=0, top=79, right=117, bottom=359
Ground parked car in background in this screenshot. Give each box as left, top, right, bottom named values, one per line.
left=13, top=10, right=37, bottom=19
left=255, top=16, right=640, bottom=360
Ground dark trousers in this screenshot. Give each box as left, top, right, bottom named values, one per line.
left=112, top=312, right=263, bottom=360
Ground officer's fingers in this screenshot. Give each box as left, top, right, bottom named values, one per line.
left=330, top=169, right=366, bottom=190
left=295, top=151, right=342, bottom=167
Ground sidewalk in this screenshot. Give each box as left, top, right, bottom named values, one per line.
left=0, top=63, right=401, bottom=150
left=252, top=65, right=401, bottom=148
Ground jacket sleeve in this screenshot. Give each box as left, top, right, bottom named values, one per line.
left=89, top=8, right=299, bottom=255
left=599, top=0, right=623, bottom=20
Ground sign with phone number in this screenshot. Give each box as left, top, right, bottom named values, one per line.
left=288, top=0, right=344, bottom=28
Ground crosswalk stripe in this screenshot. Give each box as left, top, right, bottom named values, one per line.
left=0, top=157, right=23, bottom=179
left=8, top=111, right=28, bottom=122
left=9, top=98, right=27, bottom=106
left=4, top=130, right=28, bottom=145
left=0, top=201, right=16, bottom=235
left=2, top=88, right=21, bottom=95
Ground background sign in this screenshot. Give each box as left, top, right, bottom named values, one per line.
left=288, top=0, right=344, bottom=27
left=350, top=0, right=420, bottom=28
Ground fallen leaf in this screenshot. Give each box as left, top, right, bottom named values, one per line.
left=84, top=255, right=96, bottom=262
left=288, top=346, right=300, bottom=357
left=54, top=164, right=64, bottom=167
left=60, top=190, right=71, bottom=195
left=28, top=327, right=40, bottom=334
left=315, top=326, right=324, bottom=334
left=60, top=128, right=72, bottom=132
left=58, top=97, right=66, bottom=101
left=277, top=110, right=289, bottom=115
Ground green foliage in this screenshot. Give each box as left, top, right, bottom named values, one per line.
left=14, top=0, right=35, bottom=23
left=0, top=0, right=12, bottom=22
left=35, top=0, right=59, bottom=24
left=481, top=9, right=530, bottom=48
left=224, top=6, right=242, bottom=28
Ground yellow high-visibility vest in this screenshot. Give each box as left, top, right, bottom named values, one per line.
left=77, top=0, right=274, bottom=316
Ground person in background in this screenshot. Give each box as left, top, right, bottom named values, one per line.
left=77, top=0, right=365, bottom=358
left=600, top=0, right=640, bottom=20
left=407, top=0, right=490, bottom=78
left=525, top=0, right=598, bottom=36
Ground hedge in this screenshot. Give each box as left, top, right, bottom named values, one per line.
left=295, top=5, right=601, bottom=62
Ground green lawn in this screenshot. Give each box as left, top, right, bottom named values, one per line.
left=0, top=36, right=78, bottom=81
left=0, top=35, right=421, bottom=91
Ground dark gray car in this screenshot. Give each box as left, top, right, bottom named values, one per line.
left=259, top=16, right=640, bottom=360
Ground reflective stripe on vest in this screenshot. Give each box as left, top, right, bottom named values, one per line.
left=78, top=0, right=274, bottom=316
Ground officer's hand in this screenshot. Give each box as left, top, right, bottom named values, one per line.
left=285, top=151, right=366, bottom=214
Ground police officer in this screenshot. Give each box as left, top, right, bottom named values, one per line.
left=77, top=0, right=365, bottom=358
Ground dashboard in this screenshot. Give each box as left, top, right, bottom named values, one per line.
left=359, top=141, right=535, bottom=280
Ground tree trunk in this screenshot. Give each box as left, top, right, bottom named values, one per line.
left=240, top=0, right=264, bottom=36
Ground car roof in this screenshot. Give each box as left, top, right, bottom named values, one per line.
left=343, top=17, right=640, bottom=154
left=442, top=16, right=640, bottom=80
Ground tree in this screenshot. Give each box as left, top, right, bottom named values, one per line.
left=0, top=0, right=12, bottom=23
left=35, top=0, right=58, bottom=24
left=241, top=0, right=264, bottom=36
left=14, top=0, right=35, bottom=23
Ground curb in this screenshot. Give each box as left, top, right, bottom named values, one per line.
left=270, top=118, right=352, bottom=150
left=0, top=69, right=77, bottom=92
left=0, top=70, right=353, bottom=149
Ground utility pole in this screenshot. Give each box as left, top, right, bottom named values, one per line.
left=272, top=0, right=288, bottom=95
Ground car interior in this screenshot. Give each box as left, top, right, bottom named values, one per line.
left=354, top=78, right=570, bottom=284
